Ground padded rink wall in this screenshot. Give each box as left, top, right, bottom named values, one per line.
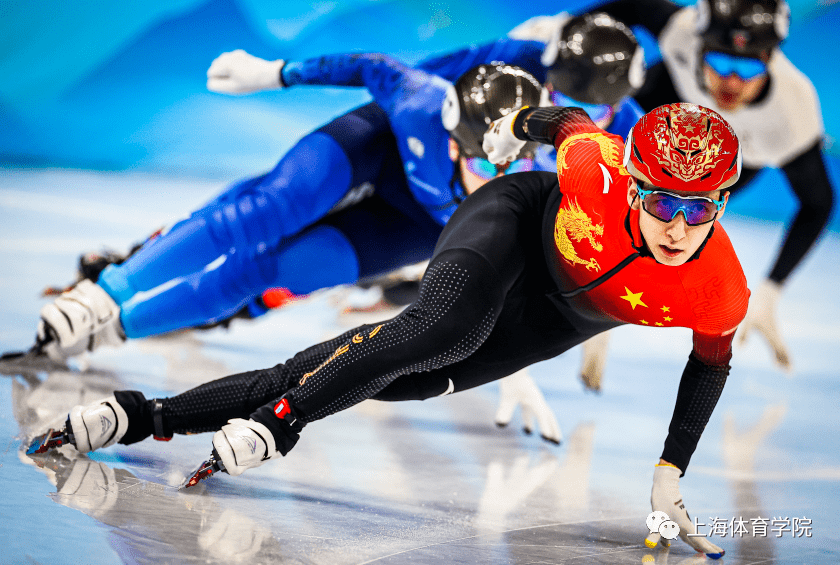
left=0, top=0, right=838, bottom=226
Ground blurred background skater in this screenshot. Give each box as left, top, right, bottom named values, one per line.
left=24, top=55, right=566, bottom=442
left=30, top=59, right=543, bottom=361
left=36, top=11, right=646, bottom=338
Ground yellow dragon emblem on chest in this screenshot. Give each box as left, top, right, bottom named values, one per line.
left=556, top=132, right=628, bottom=175
left=554, top=198, right=604, bottom=272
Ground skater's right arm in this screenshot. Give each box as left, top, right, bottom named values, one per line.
left=280, top=53, right=438, bottom=115
left=207, top=50, right=422, bottom=108
left=482, top=105, right=606, bottom=165
left=417, top=38, right=548, bottom=83
left=661, top=331, right=736, bottom=474
left=210, top=49, right=441, bottom=115
left=644, top=330, right=735, bottom=559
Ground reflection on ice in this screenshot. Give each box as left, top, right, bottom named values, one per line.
left=22, top=448, right=280, bottom=563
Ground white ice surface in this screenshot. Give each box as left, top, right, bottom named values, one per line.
left=1, top=169, right=838, bottom=564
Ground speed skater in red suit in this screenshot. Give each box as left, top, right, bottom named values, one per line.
left=32, top=102, right=747, bottom=559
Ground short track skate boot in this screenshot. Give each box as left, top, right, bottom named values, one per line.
left=38, top=279, right=125, bottom=361
left=68, top=395, right=130, bottom=453
left=28, top=395, right=130, bottom=455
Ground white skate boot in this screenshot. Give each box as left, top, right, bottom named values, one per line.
left=68, top=395, right=130, bottom=453
left=38, top=279, right=124, bottom=360
left=27, top=395, right=132, bottom=455
left=212, top=418, right=279, bottom=476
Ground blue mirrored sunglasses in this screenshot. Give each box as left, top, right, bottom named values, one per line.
left=704, top=51, right=767, bottom=80
left=464, top=156, right=534, bottom=180
left=636, top=183, right=725, bottom=226
left=550, top=91, right=615, bottom=126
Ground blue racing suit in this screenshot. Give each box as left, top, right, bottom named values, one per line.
left=97, top=50, right=527, bottom=337
left=98, top=39, right=641, bottom=338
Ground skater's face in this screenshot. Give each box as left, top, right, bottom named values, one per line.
left=701, top=50, right=770, bottom=112
left=449, top=139, right=534, bottom=195
left=628, top=180, right=728, bottom=266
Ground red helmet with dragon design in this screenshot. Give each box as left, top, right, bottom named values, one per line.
left=623, top=103, right=741, bottom=192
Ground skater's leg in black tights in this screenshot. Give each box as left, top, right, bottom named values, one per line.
left=114, top=325, right=369, bottom=445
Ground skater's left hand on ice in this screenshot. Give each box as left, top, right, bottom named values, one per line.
left=737, top=279, right=792, bottom=372
left=207, top=50, right=285, bottom=94
left=646, top=463, right=725, bottom=559
left=483, top=110, right=527, bottom=165
left=495, top=369, right=562, bottom=444
left=212, top=418, right=279, bottom=476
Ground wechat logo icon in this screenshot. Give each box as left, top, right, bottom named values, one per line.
left=647, top=511, right=680, bottom=540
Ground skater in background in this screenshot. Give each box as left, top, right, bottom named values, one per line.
left=518, top=0, right=834, bottom=383
left=29, top=57, right=564, bottom=441
left=27, top=13, right=648, bottom=443
left=40, top=12, right=646, bottom=332
left=34, top=102, right=746, bottom=560
left=34, top=59, right=544, bottom=358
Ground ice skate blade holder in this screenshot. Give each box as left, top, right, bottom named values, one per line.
left=27, top=428, right=72, bottom=455
left=180, top=449, right=227, bottom=490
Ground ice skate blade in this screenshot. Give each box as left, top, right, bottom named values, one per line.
left=179, top=451, right=226, bottom=490
left=26, top=429, right=71, bottom=455
left=0, top=345, right=67, bottom=375
left=0, top=350, right=28, bottom=361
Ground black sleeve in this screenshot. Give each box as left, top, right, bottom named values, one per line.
left=512, top=106, right=595, bottom=145
left=767, top=142, right=836, bottom=283
left=632, top=62, right=683, bottom=113
left=661, top=352, right=730, bottom=474
left=592, top=0, right=681, bottom=38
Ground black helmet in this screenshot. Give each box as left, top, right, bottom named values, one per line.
left=442, top=63, right=543, bottom=159
left=543, top=12, right=646, bottom=106
left=698, top=0, right=790, bottom=56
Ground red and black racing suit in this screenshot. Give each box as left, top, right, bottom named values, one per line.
left=117, top=108, right=748, bottom=474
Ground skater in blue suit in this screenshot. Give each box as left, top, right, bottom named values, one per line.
left=34, top=58, right=545, bottom=359
left=33, top=12, right=647, bottom=362
left=20, top=13, right=649, bottom=446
